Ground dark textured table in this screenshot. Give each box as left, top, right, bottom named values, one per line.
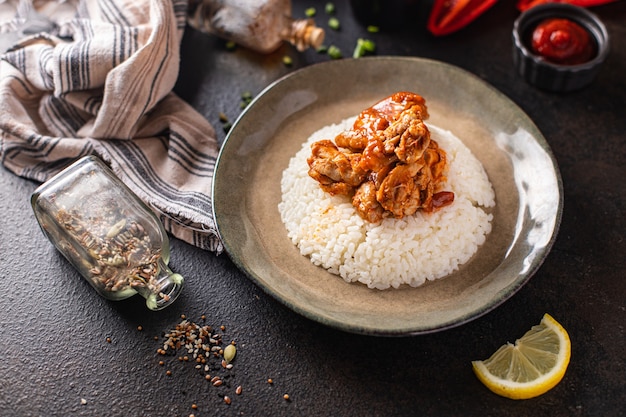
left=1, top=1, right=625, bottom=416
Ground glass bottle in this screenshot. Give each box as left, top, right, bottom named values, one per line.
left=187, top=0, right=325, bottom=54
left=31, top=156, right=184, bottom=311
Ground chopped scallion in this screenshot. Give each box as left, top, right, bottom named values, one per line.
left=327, top=45, right=342, bottom=59
left=353, top=38, right=376, bottom=58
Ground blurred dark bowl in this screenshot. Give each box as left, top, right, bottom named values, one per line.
left=512, top=3, right=609, bottom=92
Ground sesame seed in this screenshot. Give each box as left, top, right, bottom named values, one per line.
left=166, top=370, right=172, bottom=376
left=191, top=404, right=198, bottom=410
left=236, top=386, right=243, bottom=395
left=224, top=396, right=231, bottom=405
left=80, top=398, right=87, bottom=405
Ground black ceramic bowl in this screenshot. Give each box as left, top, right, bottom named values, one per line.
left=513, top=3, right=609, bottom=92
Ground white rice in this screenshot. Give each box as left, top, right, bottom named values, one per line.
left=278, top=117, right=495, bottom=290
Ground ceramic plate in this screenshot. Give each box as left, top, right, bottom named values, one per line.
left=213, top=57, right=562, bottom=336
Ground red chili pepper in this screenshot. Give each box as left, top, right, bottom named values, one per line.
left=427, top=0, right=499, bottom=36
left=516, top=0, right=619, bottom=11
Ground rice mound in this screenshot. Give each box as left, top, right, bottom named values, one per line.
left=278, top=117, right=495, bottom=290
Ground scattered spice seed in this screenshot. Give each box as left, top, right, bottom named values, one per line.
left=224, top=396, right=232, bottom=405
left=236, top=385, right=243, bottom=395
left=267, top=378, right=274, bottom=384
left=328, top=17, right=340, bottom=31
left=201, top=314, right=206, bottom=320
left=224, top=344, right=237, bottom=364
left=225, top=40, right=236, bottom=51
left=282, top=55, right=293, bottom=66
left=325, top=2, right=335, bottom=14
left=106, top=337, right=112, bottom=343
left=80, top=398, right=87, bottom=405
left=367, top=25, right=380, bottom=33
left=155, top=317, right=240, bottom=406
left=240, top=91, right=254, bottom=109
left=283, top=394, right=290, bottom=401
left=305, top=7, right=316, bottom=17
left=191, top=404, right=198, bottom=410
left=137, top=325, right=143, bottom=331
left=219, top=111, right=232, bottom=133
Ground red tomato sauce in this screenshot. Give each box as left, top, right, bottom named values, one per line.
left=530, top=18, right=595, bottom=65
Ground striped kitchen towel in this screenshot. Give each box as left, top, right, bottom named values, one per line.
left=0, top=0, right=222, bottom=253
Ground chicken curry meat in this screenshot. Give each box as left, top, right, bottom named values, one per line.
left=307, top=92, right=454, bottom=223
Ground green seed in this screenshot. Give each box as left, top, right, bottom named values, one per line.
left=224, top=344, right=237, bottom=364
left=325, top=2, right=335, bottom=14
left=328, top=17, right=340, bottom=31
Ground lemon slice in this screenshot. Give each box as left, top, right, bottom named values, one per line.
left=472, top=313, right=571, bottom=400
